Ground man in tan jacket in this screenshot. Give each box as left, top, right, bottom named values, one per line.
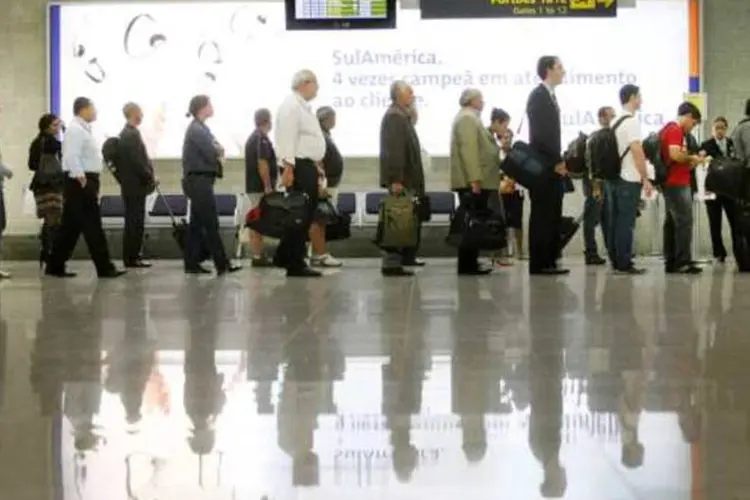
left=450, top=88, right=506, bottom=275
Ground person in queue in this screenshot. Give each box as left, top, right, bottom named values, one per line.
left=493, top=111, right=523, bottom=265
left=661, top=101, right=704, bottom=274
left=449, top=88, right=502, bottom=275
left=526, top=55, right=569, bottom=276
left=583, top=106, right=615, bottom=267
left=46, top=97, right=124, bottom=279
left=27, top=113, right=64, bottom=268
left=306, top=105, right=342, bottom=268
left=243, top=108, right=277, bottom=267
left=181, top=94, right=241, bottom=276
left=274, top=69, right=326, bottom=278
left=118, top=102, right=156, bottom=269
left=378, top=80, right=426, bottom=277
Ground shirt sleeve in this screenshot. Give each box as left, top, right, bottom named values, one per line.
left=623, top=118, right=641, bottom=146
left=258, top=138, right=272, bottom=161
left=62, top=126, right=85, bottom=178
left=274, top=102, right=299, bottom=166
left=663, top=124, right=683, bottom=149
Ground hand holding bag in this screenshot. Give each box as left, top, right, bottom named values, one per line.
left=246, top=191, right=308, bottom=239
left=446, top=193, right=507, bottom=251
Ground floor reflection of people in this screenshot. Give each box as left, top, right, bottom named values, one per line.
left=528, top=280, right=568, bottom=498
left=452, top=280, right=503, bottom=465
left=600, top=276, right=647, bottom=469
left=184, top=281, right=226, bottom=459
left=276, top=280, right=342, bottom=487
left=246, top=285, right=285, bottom=415
left=0, top=303, right=6, bottom=413
left=103, top=277, right=154, bottom=428
left=381, top=279, right=427, bottom=481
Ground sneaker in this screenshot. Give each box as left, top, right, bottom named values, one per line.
left=311, top=253, right=342, bottom=268
left=0, top=270, right=10, bottom=279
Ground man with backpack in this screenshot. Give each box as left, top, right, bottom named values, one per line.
left=660, top=102, right=704, bottom=274
left=589, top=85, right=652, bottom=274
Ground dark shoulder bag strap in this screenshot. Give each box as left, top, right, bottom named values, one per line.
left=612, top=115, right=633, bottom=161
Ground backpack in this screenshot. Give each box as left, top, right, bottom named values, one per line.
left=101, top=136, right=120, bottom=166
left=587, top=115, right=632, bottom=180
left=563, top=132, right=589, bottom=177
left=642, top=125, right=672, bottom=186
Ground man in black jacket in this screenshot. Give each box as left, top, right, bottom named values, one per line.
left=118, top=102, right=155, bottom=268
left=526, top=56, right=569, bottom=276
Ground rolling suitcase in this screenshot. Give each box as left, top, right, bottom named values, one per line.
left=155, top=187, right=209, bottom=261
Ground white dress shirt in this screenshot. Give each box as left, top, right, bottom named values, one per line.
left=275, top=92, right=326, bottom=166
left=63, top=116, right=102, bottom=177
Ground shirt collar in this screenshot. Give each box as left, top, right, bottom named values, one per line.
left=73, top=116, right=91, bottom=132
left=294, top=92, right=312, bottom=111
left=542, top=82, right=555, bottom=95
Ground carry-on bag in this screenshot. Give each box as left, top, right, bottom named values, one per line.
left=500, top=141, right=545, bottom=190
left=246, top=191, right=309, bottom=239
left=446, top=193, right=507, bottom=251
left=559, top=212, right=585, bottom=252
left=374, top=193, right=418, bottom=249
left=705, top=156, right=748, bottom=201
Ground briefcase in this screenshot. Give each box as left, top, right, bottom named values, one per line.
left=445, top=204, right=507, bottom=251
left=374, top=193, right=418, bottom=249
left=559, top=212, right=584, bottom=252
left=246, top=191, right=308, bottom=239
left=501, top=141, right=545, bottom=190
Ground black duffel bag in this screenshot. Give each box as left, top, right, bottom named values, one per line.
left=500, top=141, right=546, bottom=190
left=246, top=191, right=308, bottom=239
left=705, top=157, right=748, bottom=200
left=446, top=197, right=507, bottom=251
left=315, top=198, right=352, bottom=241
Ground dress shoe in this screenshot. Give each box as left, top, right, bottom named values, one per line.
left=530, top=268, right=570, bottom=276
left=381, top=267, right=413, bottom=277
left=185, top=266, right=211, bottom=275
left=287, top=267, right=322, bottom=278
left=124, top=261, right=152, bottom=269
left=402, top=259, right=426, bottom=267
left=99, top=269, right=126, bottom=279
left=45, top=269, right=77, bottom=278
left=585, top=255, right=607, bottom=266
left=218, top=264, right=242, bottom=276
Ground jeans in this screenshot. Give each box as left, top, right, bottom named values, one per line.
left=604, top=179, right=641, bottom=271
left=662, top=186, right=694, bottom=270
left=582, top=178, right=606, bottom=256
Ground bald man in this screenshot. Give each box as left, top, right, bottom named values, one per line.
left=379, top=81, right=426, bottom=277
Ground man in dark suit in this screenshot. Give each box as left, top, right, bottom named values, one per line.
left=379, top=81, right=426, bottom=277
left=526, top=55, right=569, bottom=275
left=118, top=102, right=155, bottom=268
left=700, top=116, right=737, bottom=263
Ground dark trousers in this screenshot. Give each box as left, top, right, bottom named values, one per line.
left=0, top=189, right=5, bottom=256
left=182, top=175, right=229, bottom=270
left=582, top=178, right=606, bottom=257
left=662, top=186, right=694, bottom=270
left=604, top=179, right=641, bottom=271
left=276, top=159, right=319, bottom=272
left=122, top=193, right=146, bottom=265
left=705, top=195, right=736, bottom=259
left=528, top=176, right=563, bottom=272
left=456, top=190, right=490, bottom=272
left=47, top=174, right=115, bottom=275
left=400, top=222, right=422, bottom=264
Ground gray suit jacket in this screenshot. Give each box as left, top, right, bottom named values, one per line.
left=378, top=104, right=425, bottom=193
left=731, top=118, right=750, bottom=165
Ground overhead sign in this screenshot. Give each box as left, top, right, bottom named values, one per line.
left=420, top=0, right=617, bottom=20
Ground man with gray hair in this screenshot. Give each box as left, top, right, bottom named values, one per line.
left=274, top=69, right=326, bottom=277
left=379, top=80, right=426, bottom=276
left=117, top=101, right=156, bottom=268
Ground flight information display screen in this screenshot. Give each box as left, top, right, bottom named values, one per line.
left=294, top=0, right=388, bottom=19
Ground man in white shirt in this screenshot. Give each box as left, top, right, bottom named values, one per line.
left=609, top=84, right=653, bottom=275
left=274, top=69, right=326, bottom=278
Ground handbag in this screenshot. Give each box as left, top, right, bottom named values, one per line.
left=246, top=191, right=308, bottom=239
left=445, top=200, right=507, bottom=251
left=501, top=141, right=545, bottom=190
left=705, top=156, right=748, bottom=201
left=374, top=193, right=418, bottom=249
left=326, top=213, right=352, bottom=241
left=35, top=137, right=64, bottom=189
left=415, top=194, right=432, bottom=222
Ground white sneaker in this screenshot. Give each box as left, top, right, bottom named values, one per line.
left=0, top=270, right=10, bottom=279
left=311, top=254, right=342, bottom=268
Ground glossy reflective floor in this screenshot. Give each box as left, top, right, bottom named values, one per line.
left=1, top=259, right=749, bottom=499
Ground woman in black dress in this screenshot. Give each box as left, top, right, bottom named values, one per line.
left=27, top=114, right=64, bottom=267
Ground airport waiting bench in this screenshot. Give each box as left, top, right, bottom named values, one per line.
left=100, top=190, right=458, bottom=231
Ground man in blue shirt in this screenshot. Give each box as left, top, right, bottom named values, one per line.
left=46, top=97, right=124, bottom=278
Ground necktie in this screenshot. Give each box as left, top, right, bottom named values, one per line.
left=551, top=92, right=559, bottom=112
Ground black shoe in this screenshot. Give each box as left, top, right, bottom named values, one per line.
left=530, top=268, right=570, bottom=276
left=251, top=255, right=274, bottom=268
left=381, top=267, right=414, bottom=277
left=402, top=259, right=426, bottom=267
left=614, top=267, right=647, bottom=275
left=716, top=256, right=727, bottom=264
left=287, top=267, right=322, bottom=278
left=585, top=255, right=607, bottom=266
left=99, top=269, right=126, bottom=279
left=185, top=265, right=211, bottom=275
left=124, top=261, right=152, bottom=269
left=218, top=264, right=242, bottom=276
left=677, top=265, right=702, bottom=275
left=458, top=268, right=493, bottom=276
left=45, top=269, right=77, bottom=278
